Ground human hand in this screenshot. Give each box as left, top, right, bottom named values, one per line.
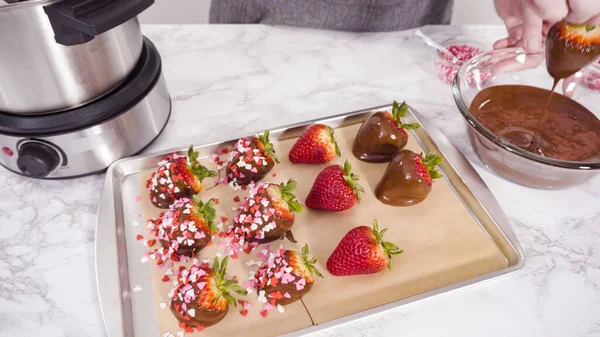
left=493, top=0, right=600, bottom=54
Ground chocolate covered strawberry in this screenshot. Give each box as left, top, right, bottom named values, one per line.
left=327, top=220, right=402, bottom=276
left=169, top=256, right=247, bottom=329
left=249, top=244, right=322, bottom=316
left=148, top=196, right=217, bottom=259
left=226, top=130, right=279, bottom=190
left=147, top=145, right=217, bottom=208
left=305, top=160, right=364, bottom=212
left=289, top=124, right=340, bottom=164
left=546, top=22, right=600, bottom=81
left=229, top=179, right=304, bottom=250
left=352, top=101, right=420, bottom=163
left=375, top=150, right=443, bottom=206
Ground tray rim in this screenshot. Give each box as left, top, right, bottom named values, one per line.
left=95, top=104, right=526, bottom=337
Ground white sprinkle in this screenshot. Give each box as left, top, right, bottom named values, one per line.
left=277, top=304, right=285, bottom=313
left=188, top=308, right=196, bottom=317
left=163, top=332, right=173, bottom=337
left=133, top=285, right=142, bottom=292
left=186, top=239, right=195, bottom=246
left=141, top=256, right=148, bottom=263
left=202, top=259, right=211, bottom=264
left=176, top=331, right=184, bottom=337
left=215, top=251, right=223, bottom=258
left=193, top=258, right=200, bottom=264
left=159, top=193, right=165, bottom=199
left=232, top=206, right=238, bottom=211
left=246, top=260, right=257, bottom=266
left=174, top=187, right=180, bottom=193
left=159, top=302, right=167, bottom=309
left=165, top=268, right=173, bottom=275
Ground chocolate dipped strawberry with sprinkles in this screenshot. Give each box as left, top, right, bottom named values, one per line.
left=226, top=130, right=279, bottom=190
left=169, top=256, right=247, bottom=329
left=148, top=196, right=218, bottom=259
left=247, top=244, right=322, bottom=316
left=226, top=180, right=304, bottom=253
left=147, top=145, right=217, bottom=208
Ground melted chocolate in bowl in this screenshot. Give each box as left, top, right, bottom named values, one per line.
left=469, top=85, right=600, bottom=162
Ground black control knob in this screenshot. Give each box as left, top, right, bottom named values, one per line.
left=17, top=142, right=60, bottom=178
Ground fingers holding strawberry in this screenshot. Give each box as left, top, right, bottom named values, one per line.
left=226, top=130, right=279, bottom=190
left=327, top=220, right=402, bottom=276
left=305, top=159, right=364, bottom=212
left=289, top=124, right=340, bottom=164
left=147, top=145, right=217, bottom=208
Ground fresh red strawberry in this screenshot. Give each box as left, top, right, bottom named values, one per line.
left=148, top=196, right=218, bottom=259
left=226, top=130, right=279, bottom=190
left=353, top=101, right=420, bottom=163
left=250, top=244, right=322, bottom=315
left=546, top=22, right=600, bottom=80
left=375, top=150, right=443, bottom=206
left=327, top=220, right=402, bottom=276
left=305, top=160, right=364, bottom=211
left=147, top=145, right=217, bottom=208
left=289, top=124, right=340, bottom=164
left=169, top=256, right=247, bottom=327
left=229, top=180, right=304, bottom=249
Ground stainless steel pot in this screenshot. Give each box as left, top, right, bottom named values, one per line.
left=0, top=0, right=153, bottom=115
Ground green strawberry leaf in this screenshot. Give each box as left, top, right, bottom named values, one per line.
left=370, top=220, right=403, bottom=270
left=299, top=243, right=324, bottom=279
left=278, top=179, right=304, bottom=213
left=224, top=294, right=237, bottom=307
left=327, top=126, right=341, bottom=157
left=289, top=200, right=305, bottom=213
left=401, top=122, right=421, bottom=130
left=339, top=160, right=365, bottom=203
left=258, top=130, right=280, bottom=164
left=422, top=152, right=444, bottom=181
left=195, top=198, right=218, bottom=233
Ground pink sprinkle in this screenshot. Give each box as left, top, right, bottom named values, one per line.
left=152, top=196, right=157, bottom=203
left=263, top=303, right=273, bottom=311
left=166, top=261, right=174, bottom=269
left=194, top=232, right=206, bottom=239
left=281, top=273, right=295, bottom=284
left=135, top=195, right=141, bottom=202
left=243, top=301, right=251, bottom=310
left=197, top=282, right=207, bottom=289
left=250, top=167, right=258, bottom=173
left=283, top=292, right=291, bottom=299
left=296, top=278, right=306, bottom=291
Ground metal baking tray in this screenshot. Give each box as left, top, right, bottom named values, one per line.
left=95, top=104, right=525, bottom=337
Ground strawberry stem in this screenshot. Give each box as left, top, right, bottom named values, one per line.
left=326, top=125, right=341, bottom=157
left=300, top=243, right=323, bottom=278
left=371, top=220, right=403, bottom=270
left=422, top=152, right=444, bottom=180
left=187, top=145, right=218, bottom=181
left=279, top=179, right=305, bottom=213
left=340, top=160, right=365, bottom=203
left=192, top=196, right=218, bottom=233
left=391, top=100, right=420, bottom=130
left=258, top=130, right=280, bottom=164
left=212, top=256, right=248, bottom=307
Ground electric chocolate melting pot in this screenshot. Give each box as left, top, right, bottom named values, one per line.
left=0, top=0, right=171, bottom=179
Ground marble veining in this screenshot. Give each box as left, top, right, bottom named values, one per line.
left=0, top=24, right=599, bottom=337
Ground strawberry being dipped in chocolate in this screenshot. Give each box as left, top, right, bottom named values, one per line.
left=305, top=160, right=364, bottom=212
left=248, top=244, right=322, bottom=316
left=147, top=145, right=217, bottom=208
left=147, top=196, right=217, bottom=259
left=546, top=22, right=600, bottom=82
left=228, top=179, right=304, bottom=252
left=169, top=256, right=247, bottom=329
left=327, top=220, right=402, bottom=276
left=375, top=150, right=443, bottom=207
left=352, top=100, right=420, bottom=163
left=226, top=130, right=279, bottom=190
left=289, top=124, right=340, bottom=164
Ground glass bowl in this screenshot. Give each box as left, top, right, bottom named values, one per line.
left=452, top=48, right=600, bottom=189
left=582, top=60, right=600, bottom=92
left=435, top=37, right=489, bottom=85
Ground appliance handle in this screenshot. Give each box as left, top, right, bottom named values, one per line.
left=43, top=0, right=154, bottom=46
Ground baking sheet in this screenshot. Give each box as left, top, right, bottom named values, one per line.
left=96, top=104, right=525, bottom=337
left=137, top=123, right=508, bottom=336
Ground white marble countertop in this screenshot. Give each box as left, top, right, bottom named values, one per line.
left=1, top=24, right=599, bottom=337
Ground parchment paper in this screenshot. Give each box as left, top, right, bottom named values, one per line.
left=138, top=122, right=508, bottom=336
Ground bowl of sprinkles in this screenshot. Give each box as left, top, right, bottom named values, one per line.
left=436, top=37, right=489, bottom=85
left=582, top=59, right=600, bottom=92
